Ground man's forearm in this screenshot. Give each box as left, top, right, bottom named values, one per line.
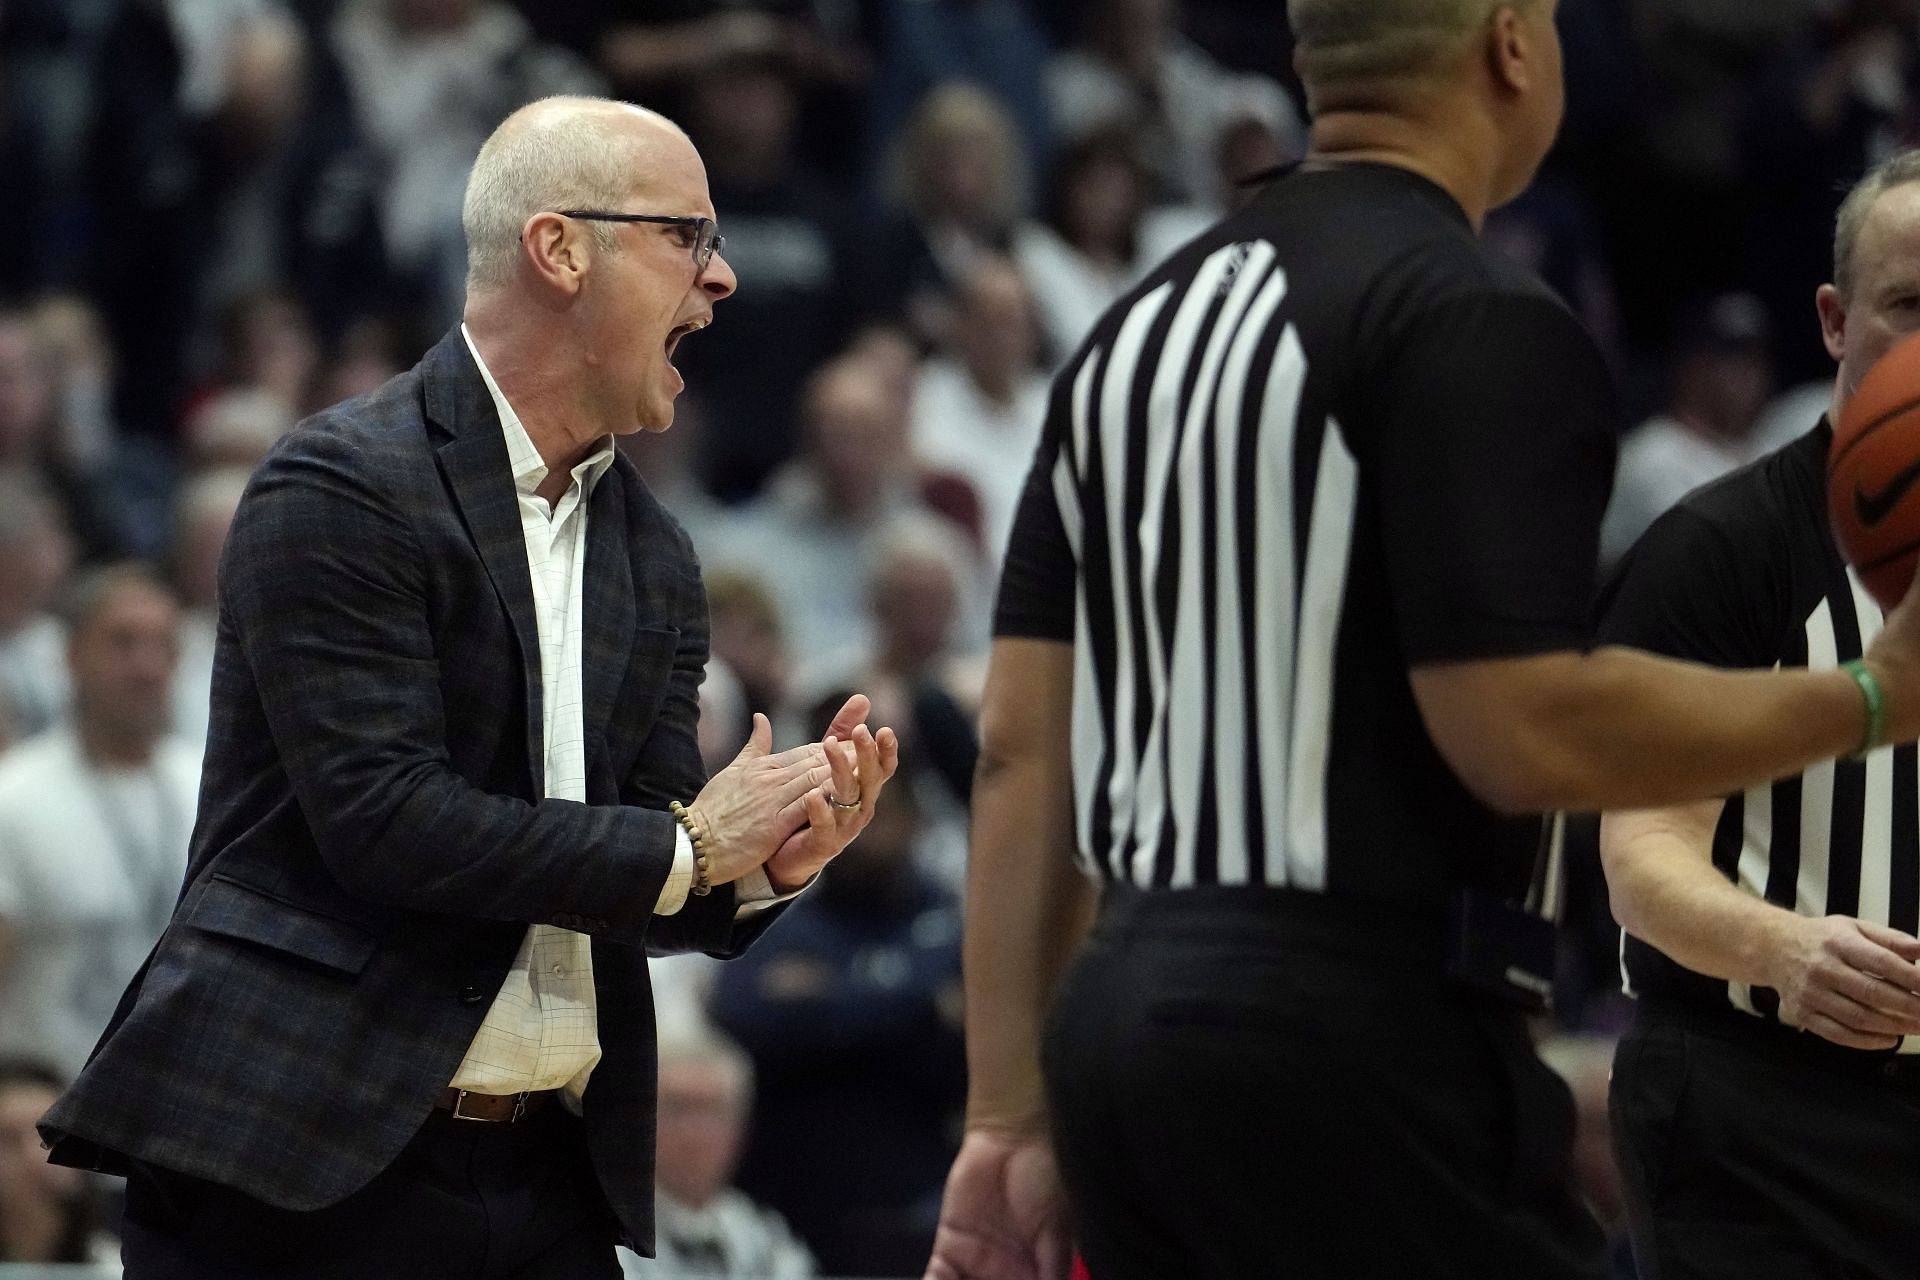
left=963, top=638, right=1096, bottom=1136
left=1601, top=806, right=1796, bottom=987
left=1417, top=646, right=1871, bottom=814
left=962, top=745, right=1095, bottom=1134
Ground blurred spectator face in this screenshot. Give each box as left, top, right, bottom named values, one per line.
left=0, top=493, right=74, bottom=636
left=0, top=320, right=55, bottom=465
left=874, top=549, right=958, bottom=676
left=216, top=14, right=308, bottom=162
left=312, top=318, right=406, bottom=412
left=804, top=361, right=907, bottom=513
left=1678, top=348, right=1772, bottom=435
left=29, top=296, right=113, bottom=388
left=1063, top=151, right=1144, bottom=257
left=69, top=578, right=181, bottom=749
left=693, top=63, right=798, bottom=175
left=1823, top=182, right=1920, bottom=414
left=845, top=326, right=921, bottom=424
left=0, top=1078, right=81, bottom=1216
left=955, top=260, right=1041, bottom=388
left=902, top=86, right=1023, bottom=233
left=1102, top=0, right=1176, bottom=67
left=654, top=1058, right=748, bottom=1210
left=930, top=128, right=1004, bottom=227
left=174, top=470, right=249, bottom=612
left=386, top=0, right=482, bottom=33
left=706, top=572, right=790, bottom=714
left=224, top=292, right=319, bottom=407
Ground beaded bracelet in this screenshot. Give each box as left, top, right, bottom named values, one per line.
left=667, top=800, right=713, bottom=896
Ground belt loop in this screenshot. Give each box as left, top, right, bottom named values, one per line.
left=511, top=1092, right=527, bottom=1123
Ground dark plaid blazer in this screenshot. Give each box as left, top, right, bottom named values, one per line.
left=40, top=328, right=778, bottom=1253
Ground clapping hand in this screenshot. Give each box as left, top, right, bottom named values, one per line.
left=764, top=692, right=900, bottom=891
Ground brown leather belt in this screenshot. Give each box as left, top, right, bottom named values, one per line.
left=432, top=1087, right=556, bottom=1123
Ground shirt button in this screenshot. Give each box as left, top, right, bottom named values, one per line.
left=458, top=985, right=485, bottom=1005
left=551, top=964, right=566, bottom=977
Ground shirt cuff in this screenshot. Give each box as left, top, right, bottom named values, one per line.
left=653, top=828, right=815, bottom=918
left=652, top=823, right=694, bottom=917
left=735, top=866, right=811, bottom=915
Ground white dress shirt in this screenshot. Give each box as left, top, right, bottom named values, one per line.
left=449, top=329, right=782, bottom=1104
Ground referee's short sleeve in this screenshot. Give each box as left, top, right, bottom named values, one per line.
left=1593, top=502, right=1783, bottom=669
left=994, top=381, right=1077, bottom=641
left=1373, top=291, right=1619, bottom=665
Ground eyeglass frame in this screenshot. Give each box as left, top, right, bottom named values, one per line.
left=553, top=210, right=726, bottom=276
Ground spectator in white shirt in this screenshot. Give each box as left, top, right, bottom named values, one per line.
left=0, top=472, right=74, bottom=741
left=0, top=564, right=198, bottom=1082
left=909, top=257, right=1051, bottom=563
left=619, top=1026, right=816, bottom=1280
left=1600, top=291, right=1778, bottom=567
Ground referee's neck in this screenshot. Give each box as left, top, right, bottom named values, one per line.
left=1304, top=112, right=1499, bottom=231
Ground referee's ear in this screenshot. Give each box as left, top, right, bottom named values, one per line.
left=1485, top=4, right=1546, bottom=97
left=1817, top=284, right=1849, bottom=367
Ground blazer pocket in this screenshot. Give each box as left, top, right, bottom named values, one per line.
left=183, top=874, right=381, bottom=976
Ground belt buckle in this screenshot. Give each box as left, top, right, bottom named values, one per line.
left=450, top=1089, right=525, bottom=1123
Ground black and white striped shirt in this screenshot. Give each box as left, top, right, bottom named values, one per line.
left=1598, top=420, right=1920, bottom=1048
left=994, top=162, right=1618, bottom=909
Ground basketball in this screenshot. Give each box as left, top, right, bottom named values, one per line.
left=1830, top=328, right=1920, bottom=609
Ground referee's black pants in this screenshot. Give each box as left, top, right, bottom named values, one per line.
left=1042, top=885, right=1606, bottom=1280
left=1612, top=998, right=1920, bottom=1280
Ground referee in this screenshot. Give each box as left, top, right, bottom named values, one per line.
left=1602, top=152, right=1920, bottom=1280
left=924, top=4, right=1920, bottom=1280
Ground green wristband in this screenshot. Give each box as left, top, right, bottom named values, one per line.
left=1844, top=659, right=1888, bottom=760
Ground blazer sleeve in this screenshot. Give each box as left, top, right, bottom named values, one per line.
left=223, top=425, right=680, bottom=938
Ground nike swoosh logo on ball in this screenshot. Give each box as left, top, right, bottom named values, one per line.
left=1854, top=456, right=1920, bottom=527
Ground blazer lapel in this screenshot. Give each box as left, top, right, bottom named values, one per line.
left=579, top=470, right=634, bottom=774
left=423, top=331, right=545, bottom=790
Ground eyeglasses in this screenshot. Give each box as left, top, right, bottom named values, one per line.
left=555, top=210, right=726, bottom=275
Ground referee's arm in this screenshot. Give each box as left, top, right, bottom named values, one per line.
left=927, top=637, right=1089, bottom=1280
left=1601, top=801, right=1920, bottom=1050
left=1408, top=644, right=1911, bottom=813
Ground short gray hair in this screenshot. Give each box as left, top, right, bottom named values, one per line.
left=461, top=97, right=679, bottom=292
left=656, top=1024, right=755, bottom=1110
left=1835, top=149, right=1920, bottom=301
left=1288, top=0, right=1542, bottom=91
left=56, top=562, right=176, bottom=637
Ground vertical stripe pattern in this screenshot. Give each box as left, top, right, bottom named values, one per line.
left=1052, top=239, right=1360, bottom=891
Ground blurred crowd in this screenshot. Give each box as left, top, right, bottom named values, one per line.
left=1, top=0, right=1918, bottom=1274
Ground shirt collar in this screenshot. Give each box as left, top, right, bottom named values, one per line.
left=460, top=324, right=616, bottom=499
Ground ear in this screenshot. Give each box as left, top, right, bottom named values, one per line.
left=518, top=212, right=589, bottom=299
left=1486, top=5, right=1533, bottom=95
left=1816, top=283, right=1848, bottom=364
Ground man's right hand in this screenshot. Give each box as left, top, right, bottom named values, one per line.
left=686, top=713, right=835, bottom=885
left=1766, top=914, right=1920, bottom=1049
left=925, top=1128, right=1072, bottom=1280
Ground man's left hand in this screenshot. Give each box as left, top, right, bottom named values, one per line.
left=764, top=695, right=899, bottom=891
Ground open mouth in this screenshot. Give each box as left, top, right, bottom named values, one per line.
left=664, top=317, right=709, bottom=363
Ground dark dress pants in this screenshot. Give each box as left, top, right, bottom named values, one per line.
left=120, top=1100, right=624, bottom=1279
left=1612, top=998, right=1920, bottom=1280
left=1043, top=885, right=1607, bottom=1280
